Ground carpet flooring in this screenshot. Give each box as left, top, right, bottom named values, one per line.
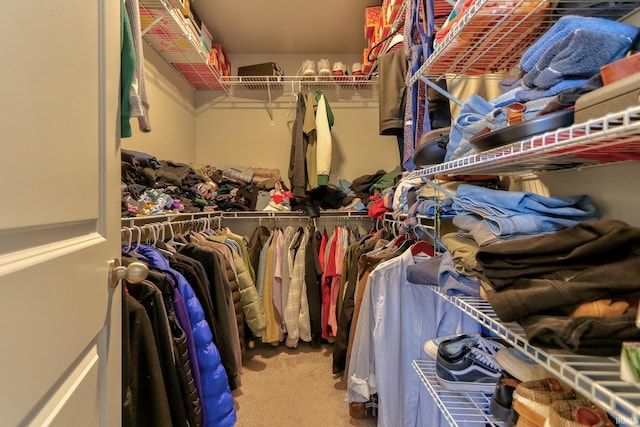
left=232, top=341, right=378, bottom=427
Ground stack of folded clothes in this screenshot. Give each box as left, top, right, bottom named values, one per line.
left=476, top=219, right=640, bottom=356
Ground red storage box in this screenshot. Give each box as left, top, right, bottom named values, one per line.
left=364, top=6, right=381, bottom=39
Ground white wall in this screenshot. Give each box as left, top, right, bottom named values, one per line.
left=539, top=161, right=640, bottom=227
left=193, top=90, right=400, bottom=184
left=122, top=41, right=197, bottom=163
left=193, top=53, right=400, bottom=184
left=124, top=49, right=401, bottom=184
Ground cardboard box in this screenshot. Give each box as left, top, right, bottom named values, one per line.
left=364, top=6, right=381, bottom=39
left=210, top=44, right=231, bottom=76
left=180, top=0, right=190, bottom=17
left=383, top=0, right=403, bottom=27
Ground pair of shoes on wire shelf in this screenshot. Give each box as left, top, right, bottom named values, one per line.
left=431, top=333, right=507, bottom=393
left=331, top=61, right=365, bottom=77
left=297, top=59, right=365, bottom=78
left=298, top=59, right=331, bottom=77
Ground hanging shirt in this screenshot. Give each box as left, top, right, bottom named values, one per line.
left=262, top=233, right=280, bottom=344
left=272, top=228, right=286, bottom=342
left=321, top=229, right=338, bottom=339
left=347, top=248, right=479, bottom=427
left=284, top=227, right=311, bottom=347
left=316, top=93, right=333, bottom=186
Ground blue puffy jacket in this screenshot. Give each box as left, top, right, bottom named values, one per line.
left=135, top=245, right=237, bottom=427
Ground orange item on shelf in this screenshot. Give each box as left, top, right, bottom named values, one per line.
left=600, top=52, right=640, bottom=85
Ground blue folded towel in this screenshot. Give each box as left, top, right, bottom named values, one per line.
left=515, top=78, right=589, bottom=103
left=524, top=28, right=634, bottom=90
left=519, top=15, right=638, bottom=72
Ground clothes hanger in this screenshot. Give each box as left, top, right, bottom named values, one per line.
left=121, top=228, right=133, bottom=253
left=125, top=225, right=143, bottom=256
left=410, top=239, right=434, bottom=257
left=165, top=221, right=186, bottom=248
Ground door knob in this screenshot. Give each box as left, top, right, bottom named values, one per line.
left=109, top=258, right=148, bottom=289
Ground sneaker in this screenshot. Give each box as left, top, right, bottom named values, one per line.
left=351, top=62, right=364, bottom=76
left=332, top=61, right=348, bottom=76
left=426, top=333, right=506, bottom=361
left=424, top=333, right=468, bottom=360
left=436, top=344, right=504, bottom=393
left=317, top=58, right=331, bottom=76
left=298, top=59, right=316, bottom=77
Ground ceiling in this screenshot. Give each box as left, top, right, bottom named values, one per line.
left=191, top=0, right=383, bottom=55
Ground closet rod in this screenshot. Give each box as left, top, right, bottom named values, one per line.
left=121, top=210, right=372, bottom=227
left=216, top=211, right=371, bottom=220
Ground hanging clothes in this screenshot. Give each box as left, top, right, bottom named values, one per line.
left=321, top=227, right=338, bottom=340
left=303, top=92, right=319, bottom=189
left=122, top=291, right=173, bottom=427
left=120, top=0, right=135, bottom=139
left=280, top=226, right=300, bottom=339
left=261, top=229, right=281, bottom=344
left=178, top=239, right=242, bottom=387
left=315, top=91, right=333, bottom=186
left=135, top=266, right=204, bottom=427
left=332, top=229, right=385, bottom=375
left=305, top=225, right=324, bottom=345
left=124, top=0, right=151, bottom=133
left=288, top=93, right=307, bottom=197
left=127, top=244, right=237, bottom=427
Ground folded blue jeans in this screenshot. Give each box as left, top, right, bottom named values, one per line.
left=452, top=184, right=599, bottom=236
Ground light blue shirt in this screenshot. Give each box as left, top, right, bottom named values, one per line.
left=347, top=248, right=480, bottom=427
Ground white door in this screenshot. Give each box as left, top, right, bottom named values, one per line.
left=0, top=2, right=122, bottom=426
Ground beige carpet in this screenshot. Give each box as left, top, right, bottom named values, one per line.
left=232, top=341, right=377, bottom=427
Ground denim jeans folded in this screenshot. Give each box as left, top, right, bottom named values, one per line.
left=484, top=213, right=586, bottom=236
left=453, top=213, right=535, bottom=246
left=438, top=251, right=480, bottom=297
left=454, top=184, right=598, bottom=217
left=415, top=198, right=455, bottom=218
left=452, top=184, right=598, bottom=236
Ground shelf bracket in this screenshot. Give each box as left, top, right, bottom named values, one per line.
left=267, top=80, right=274, bottom=126
left=418, top=75, right=464, bottom=107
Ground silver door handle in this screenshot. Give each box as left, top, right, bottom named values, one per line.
left=108, top=258, right=148, bottom=289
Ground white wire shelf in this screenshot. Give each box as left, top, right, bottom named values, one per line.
left=412, top=359, right=504, bottom=426
left=139, top=0, right=228, bottom=92
left=217, top=75, right=378, bottom=94
left=410, top=0, right=640, bottom=84
left=138, top=0, right=378, bottom=94
left=426, top=286, right=640, bottom=425
left=408, top=105, right=640, bottom=178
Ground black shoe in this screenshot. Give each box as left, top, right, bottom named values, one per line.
left=489, top=371, right=520, bottom=422
left=293, top=197, right=320, bottom=218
